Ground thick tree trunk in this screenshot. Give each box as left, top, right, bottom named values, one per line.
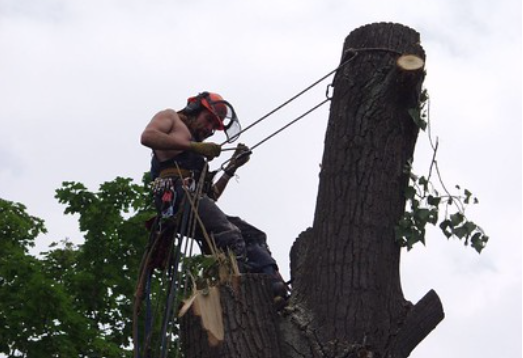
left=182, top=22, right=444, bottom=358
left=181, top=275, right=283, bottom=358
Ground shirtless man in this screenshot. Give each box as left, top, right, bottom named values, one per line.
left=141, top=91, right=289, bottom=305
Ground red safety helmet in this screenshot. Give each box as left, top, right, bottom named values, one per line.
left=184, top=92, right=241, bottom=142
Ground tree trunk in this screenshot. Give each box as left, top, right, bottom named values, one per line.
left=181, top=274, right=284, bottom=358
left=182, top=22, right=444, bottom=358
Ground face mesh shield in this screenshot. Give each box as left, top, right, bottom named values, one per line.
left=207, top=99, right=241, bottom=143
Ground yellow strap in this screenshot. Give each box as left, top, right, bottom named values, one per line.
left=159, top=167, right=192, bottom=179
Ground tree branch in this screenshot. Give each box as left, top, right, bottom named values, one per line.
left=389, top=289, right=444, bottom=358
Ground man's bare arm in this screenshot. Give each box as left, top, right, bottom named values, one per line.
left=140, top=109, right=192, bottom=151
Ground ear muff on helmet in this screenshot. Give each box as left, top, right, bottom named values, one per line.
left=183, top=91, right=241, bottom=143
left=183, top=91, right=208, bottom=115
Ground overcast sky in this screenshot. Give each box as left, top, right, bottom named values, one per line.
left=0, top=0, right=521, bottom=357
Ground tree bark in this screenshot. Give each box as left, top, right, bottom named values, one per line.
left=182, top=22, right=444, bottom=358
left=181, top=275, right=283, bottom=358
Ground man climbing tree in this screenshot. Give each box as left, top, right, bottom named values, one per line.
left=136, top=91, right=292, bottom=356
left=140, top=91, right=289, bottom=300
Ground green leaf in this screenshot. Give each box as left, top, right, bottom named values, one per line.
left=415, top=208, right=431, bottom=223
left=439, top=220, right=453, bottom=238
left=450, top=212, right=465, bottom=226
left=427, top=195, right=441, bottom=207
left=471, top=233, right=488, bottom=254
left=428, top=208, right=439, bottom=225
left=404, top=186, right=417, bottom=200
left=408, top=107, right=427, bottom=131
left=463, top=221, right=478, bottom=235
left=453, top=225, right=468, bottom=239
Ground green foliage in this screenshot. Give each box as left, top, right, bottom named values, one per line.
left=0, top=199, right=91, bottom=357
left=54, top=175, right=154, bottom=355
left=396, top=168, right=489, bottom=253
left=398, top=91, right=489, bottom=253
left=0, top=174, right=155, bottom=357
left=408, top=88, right=429, bottom=131
left=182, top=254, right=220, bottom=285
left=0, top=199, right=46, bottom=251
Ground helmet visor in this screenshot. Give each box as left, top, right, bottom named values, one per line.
left=205, top=99, right=241, bottom=143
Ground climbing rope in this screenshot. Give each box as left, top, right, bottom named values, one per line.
left=219, top=47, right=414, bottom=169
left=159, top=163, right=218, bottom=358
left=218, top=48, right=363, bottom=148
left=133, top=163, right=221, bottom=358
left=217, top=51, right=354, bottom=173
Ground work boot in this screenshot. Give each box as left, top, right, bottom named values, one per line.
left=235, top=255, right=249, bottom=274
left=261, top=265, right=290, bottom=310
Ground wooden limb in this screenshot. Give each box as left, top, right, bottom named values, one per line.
left=389, top=289, right=445, bottom=358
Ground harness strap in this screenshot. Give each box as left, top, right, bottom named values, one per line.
left=159, top=167, right=193, bottom=179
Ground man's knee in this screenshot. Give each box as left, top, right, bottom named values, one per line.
left=245, top=243, right=277, bottom=272
left=213, top=225, right=246, bottom=258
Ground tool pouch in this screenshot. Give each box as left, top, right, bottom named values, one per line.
left=153, top=178, right=179, bottom=218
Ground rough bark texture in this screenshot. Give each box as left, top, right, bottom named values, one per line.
left=181, top=275, right=283, bottom=358
left=182, top=22, right=444, bottom=358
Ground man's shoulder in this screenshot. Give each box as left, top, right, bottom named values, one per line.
left=156, top=108, right=178, bottom=118
left=153, top=108, right=183, bottom=124
left=158, top=109, right=190, bottom=136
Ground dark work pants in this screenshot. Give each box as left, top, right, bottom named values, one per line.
left=195, top=196, right=277, bottom=273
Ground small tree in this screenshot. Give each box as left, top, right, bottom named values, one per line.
left=0, top=175, right=154, bottom=357
left=0, top=199, right=91, bottom=357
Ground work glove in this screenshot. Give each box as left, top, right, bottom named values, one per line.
left=225, top=143, right=251, bottom=175
left=189, top=142, right=222, bottom=161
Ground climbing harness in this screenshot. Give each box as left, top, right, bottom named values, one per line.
left=133, top=164, right=220, bottom=358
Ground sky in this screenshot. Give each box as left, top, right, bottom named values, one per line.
left=0, top=0, right=521, bottom=357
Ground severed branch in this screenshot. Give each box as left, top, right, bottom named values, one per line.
left=397, top=54, right=425, bottom=71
